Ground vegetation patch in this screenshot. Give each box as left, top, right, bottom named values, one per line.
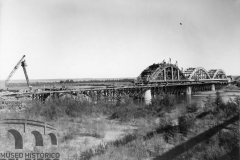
left=3, top=88, right=238, bottom=160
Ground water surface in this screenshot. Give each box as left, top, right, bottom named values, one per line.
left=133, top=90, right=240, bottom=107
left=175, top=90, right=240, bottom=107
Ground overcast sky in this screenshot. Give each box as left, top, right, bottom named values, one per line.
left=0, top=0, right=239, bottom=80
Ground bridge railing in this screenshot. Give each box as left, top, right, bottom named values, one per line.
left=0, top=119, right=56, bottom=134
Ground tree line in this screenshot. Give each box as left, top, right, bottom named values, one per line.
left=59, top=79, right=134, bottom=83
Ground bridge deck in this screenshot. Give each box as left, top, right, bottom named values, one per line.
left=2, top=80, right=226, bottom=96
left=0, top=79, right=228, bottom=98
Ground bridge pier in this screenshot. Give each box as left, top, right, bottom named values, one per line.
left=144, top=89, right=152, bottom=105
left=186, top=86, right=192, bottom=95
left=211, top=84, right=215, bottom=91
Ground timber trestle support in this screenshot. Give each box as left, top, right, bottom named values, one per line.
left=27, top=82, right=228, bottom=103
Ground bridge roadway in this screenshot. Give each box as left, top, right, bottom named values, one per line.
left=12, top=80, right=228, bottom=103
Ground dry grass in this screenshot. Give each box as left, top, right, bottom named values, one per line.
left=0, top=91, right=239, bottom=160
left=88, top=94, right=239, bottom=160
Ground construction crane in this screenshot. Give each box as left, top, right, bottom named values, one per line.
left=5, top=55, right=31, bottom=90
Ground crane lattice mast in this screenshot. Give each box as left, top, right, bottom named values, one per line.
left=5, top=55, right=31, bottom=90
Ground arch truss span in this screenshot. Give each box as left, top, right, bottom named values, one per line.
left=208, top=69, right=227, bottom=79
left=184, top=67, right=211, bottom=80
left=137, top=63, right=186, bottom=81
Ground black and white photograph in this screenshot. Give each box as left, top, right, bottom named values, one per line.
left=0, top=0, right=239, bottom=159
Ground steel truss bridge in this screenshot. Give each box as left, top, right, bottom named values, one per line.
left=137, top=62, right=227, bottom=84
left=5, top=61, right=228, bottom=102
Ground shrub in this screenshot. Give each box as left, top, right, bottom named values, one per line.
left=24, top=100, right=44, bottom=119
left=26, top=96, right=96, bottom=120
left=186, top=102, right=199, bottom=113
left=175, top=94, right=239, bottom=160
left=203, top=95, right=216, bottom=112
left=203, top=92, right=226, bottom=116
left=61, top=130, right=75, bottom=142
left=41, top=102, right=60, bottom=120
left=148, top=93, right=176, bottom=115
left=108, top=93, right=178, bottom=121
left=109, top=93, right=178, bottom=121
left=178, top=113, right=196, bottom=136
left=65, top=100, right=93, bottom=117
left=218, top=130, right=239, bottom=147
left=162, top=125, right=179, bottom=143
left=218, top=101, right=239, bottom=118
left=215, top=91, right=224, bottom=107
left=109, top=102, right=145, bottom=121
left=107, top=95, right=161, bottom=121
left=175, top=129, right=238, bottom=160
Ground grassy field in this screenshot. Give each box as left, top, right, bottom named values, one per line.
left=0, top=85, right=239, bottom=160
left=86, top=93, right=239, bottom=160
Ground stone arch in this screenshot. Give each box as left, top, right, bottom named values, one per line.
left=31, top=131, right=43, bottom=146
left=48, top=133, right=57, bottom=145
left=8, top=129, right=23, bottom=149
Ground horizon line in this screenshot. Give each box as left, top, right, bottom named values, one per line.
left=0, top=77, right=137, bottom=81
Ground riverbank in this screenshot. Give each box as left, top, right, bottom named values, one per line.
left=0, top=88, right=239, bottom=160
left=224, top=84, right=240, bottom=91
left=193, top=88, right=240, bottom=95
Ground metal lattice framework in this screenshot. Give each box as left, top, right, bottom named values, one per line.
left=137, top=63, right=186, bottom=81
left=138, top=61, right=228, bottom=82
left=183, top=67, right=211, bottom=80
left=208, top=69, right=227, bottom=79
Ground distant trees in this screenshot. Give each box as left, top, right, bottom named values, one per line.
left=60, top=79, right=74, bottom=83
left=59, top=79, right=134, bottom=83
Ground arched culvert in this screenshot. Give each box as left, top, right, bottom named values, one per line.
left=8, top=129, right=23, bottom=149
left=31, top=131, right=43, bottom=146
left=48, top=133, right=57, bottom=145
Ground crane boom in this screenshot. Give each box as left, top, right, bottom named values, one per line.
left=5, top=55, right=26, bottom=88
left=21, top=60, right=30, bottom=88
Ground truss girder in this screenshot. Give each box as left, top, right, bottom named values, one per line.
left=138, top=61, right=228, bottom=82
left=209, top=69, right=227, bottom=79
left=138, top=63, right=186, bottom=81
left=184, top=67, right=211, bottom=80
